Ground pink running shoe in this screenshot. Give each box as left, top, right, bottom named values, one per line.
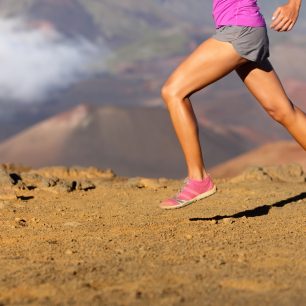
left=160, top=175, right=217, bottom=209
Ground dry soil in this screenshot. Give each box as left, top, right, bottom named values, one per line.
left=0, top=163, right=305, bottom=306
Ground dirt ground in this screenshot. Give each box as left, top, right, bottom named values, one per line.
left=0, top=163, right=305, bottom=306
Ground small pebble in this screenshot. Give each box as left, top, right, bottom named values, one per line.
left=223, top=218, right=235, bottom=224
left=77, top=180, right=95, bottom=191
left=209, top=219, right=218, bottom=225
left=126, top=178, right=144, bottom=188
left=65, top=249, right=73, bottom=255
left=15, top=218, right=27, bottom=227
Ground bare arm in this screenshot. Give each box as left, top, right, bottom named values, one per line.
left=270, top=0, right=302, bottom=31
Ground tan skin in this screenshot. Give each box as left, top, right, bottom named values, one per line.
left=161, top=0, right=305, bottom=180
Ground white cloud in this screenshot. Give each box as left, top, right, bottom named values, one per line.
left=0, top=18, right=106, bottom=103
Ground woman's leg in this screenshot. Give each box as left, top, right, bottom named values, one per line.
left=236, top=60, right=306, bottom=150
left=161, top=38, right=248, bottom=180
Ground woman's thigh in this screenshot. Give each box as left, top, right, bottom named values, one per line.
left=235, top=60, right=294, bottom=115
left=162, top=38, right=248, bottom=99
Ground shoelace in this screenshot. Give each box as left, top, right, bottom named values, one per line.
left=174, top=177, right=190, bottom=199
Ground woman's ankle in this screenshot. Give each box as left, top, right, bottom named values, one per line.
left=188, top=170, right=209, bottom=181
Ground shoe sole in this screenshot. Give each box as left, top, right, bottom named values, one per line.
left=160, top=184, right=217, bottom=210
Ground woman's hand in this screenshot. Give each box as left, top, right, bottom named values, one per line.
left=270, top=0, right=302, bottom=32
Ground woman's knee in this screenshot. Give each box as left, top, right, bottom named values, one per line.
left=266, top=103, right=296, bottom=125
left=161, top=79, right=185, bottom=106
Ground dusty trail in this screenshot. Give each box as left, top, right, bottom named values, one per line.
left=0, top=164, right=305, bottom=306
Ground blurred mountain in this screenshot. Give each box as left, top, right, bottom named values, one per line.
left=1, top=1, right=304, bottom=36
left=1, top=0, right=304, bottom=65
left=0, top=0, right=305, bottom=77
left=0, top=104, right=254, bottom=178
left=192, top=75, right=306, bottom=145
left=210, top=140, right=306, bottom=178
left=0, top=0, right=210, bottom=44
left=0, top=0, right=305, bottom=177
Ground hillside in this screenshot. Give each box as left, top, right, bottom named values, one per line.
left=0, top=104, right=252, bottom=178
left=0, top=0, right=305, bottom=175
left=210, top=140, right=306, bottom=178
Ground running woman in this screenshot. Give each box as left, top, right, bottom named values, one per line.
left=160, top=0, right=305, bottom=209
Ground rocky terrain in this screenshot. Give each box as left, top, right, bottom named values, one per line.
left=0, top=163, right=305, bottom=305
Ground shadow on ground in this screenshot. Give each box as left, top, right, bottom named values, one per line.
left=189, top=192, right=306, bottom=222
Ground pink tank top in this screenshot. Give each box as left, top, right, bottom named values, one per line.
left=212, top=0, right=266, bottom=28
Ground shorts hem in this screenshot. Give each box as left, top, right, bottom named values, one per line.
left=212, top=25, right=270, bottom=63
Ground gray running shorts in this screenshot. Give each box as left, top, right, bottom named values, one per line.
left=212, top=25, right=270, bottom=63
